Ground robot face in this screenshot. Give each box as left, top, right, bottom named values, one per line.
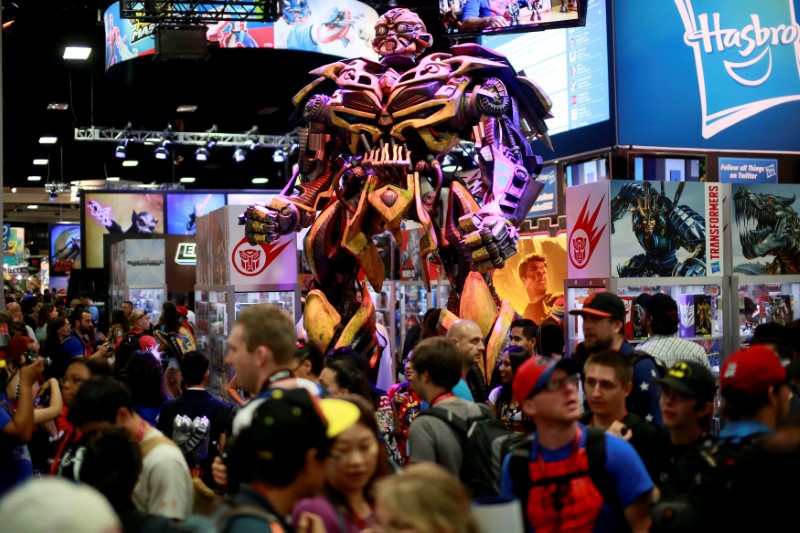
left=282, top=0, right=311, bottom=24
left=372, top=8, right=432, bottom=64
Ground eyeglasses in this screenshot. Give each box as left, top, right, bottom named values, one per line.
left=541, top=374, right=580, bottom=392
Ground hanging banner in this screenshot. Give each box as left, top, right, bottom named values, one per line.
left=123, top=239, right=166, bottom=285
left=50, top=224, right=81, bottom=274
left=566, top=181, right=610, bottom=279
left=3, top=228, right=25, bottom=267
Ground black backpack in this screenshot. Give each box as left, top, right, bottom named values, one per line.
left=113, top=331, right=146, bottom=380
left=417, top=405, right=527, bottom=497
left=508, top=426, right=624, bottom=529
left=630, top=350, right=667, bottom=378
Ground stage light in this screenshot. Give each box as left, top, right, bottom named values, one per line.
left=48, top=191, right=57, bottom=201
left=154, top=142, right=170, bottom=160
left=233, top=147, right=247, bottom=163
left=115, top=143, right=127, bottom=159
left=272, top=149, right=286, bottom=163
left=194, top=147, right=210, bottom=162
left=122, top=160, right=139, bottom=167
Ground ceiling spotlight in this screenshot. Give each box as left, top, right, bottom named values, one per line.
left=27, top=176, right=42, bottom=182
left=39, top=136, right=58, bottom=145
left=194, top=147, right=210, bottom=162
left=180, top=177, right=196, bottom=183
left=272, top=149, right=286, bottom=163
left=252, top=177, right=269, bottom=184
left=106, top=177, right=120, bottom=182
left=115, top=143, right=127, bottom=159
left=47, top=103, right=69, bottom=111
left=233, top=147, right=247, bottom=163
left=249, top=139, right=263, bottom=151
left=63, top=46, right=91, bottom=60
left=33, top=159, right=48, bottom=166
left=122, top=160, right=139, bottom=167
left=154, top=142, right=170, bottom=160
left=48, top=191, right=58, bottom=201
left=27, top=205, right=39, bottom=210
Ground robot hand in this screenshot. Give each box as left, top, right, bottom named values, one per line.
left=458, top=213, right=519, bottom=273
left=239, top=198, right=301, bottom=245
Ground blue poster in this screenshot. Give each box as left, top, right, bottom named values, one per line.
left=719, top=157, right=778, bottom=183
left=50, top=224, right=82, bottom=274
left=166, top=193, right=227, bottom=236
left=615, top=0, right=800, bottom=151
left=528, top=165, right=559, bottom=218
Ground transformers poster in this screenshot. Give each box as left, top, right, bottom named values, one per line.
left=166, top=193, right=226, bottom=236
left=610, top=181, right=709, bottom=278
left=731, top=183, right=800, bottom=275
left=494, top=233, right=567, bottom=326
left=50, top=224, right=81, bottom=274
left=83, top=192, right=164, bottom=269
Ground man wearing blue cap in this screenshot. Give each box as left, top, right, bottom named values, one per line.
left=501, top=356, right=655, bottom=532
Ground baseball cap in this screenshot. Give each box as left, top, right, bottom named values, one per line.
left=643, top=293, right=678, bottom=321
left=656, top=360, right=716, bottom=403
left=176, top=305, right=189, bottom=318
left=512, top=357, right=581, bottom=405
left=569, top=292, right=626, bottom=321
left=720, top=345, right=787, bottom=395
left=250, top=388, right=361, bottom=463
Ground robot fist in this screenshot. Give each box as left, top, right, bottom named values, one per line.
left=239, top=198, right=301, bottom=245
left=458, top=213, right=519, bottom=273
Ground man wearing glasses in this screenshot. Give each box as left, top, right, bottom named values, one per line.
left=518, top=254, right=562, bottom=326
left=501, top=357, right=655, bottom=532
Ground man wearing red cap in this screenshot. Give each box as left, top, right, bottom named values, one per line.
left=501, top=357, right=655, bottom=532
left=570, top=292, right=664, bottom=428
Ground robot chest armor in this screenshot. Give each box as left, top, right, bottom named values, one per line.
left=330, top=57, right=460, bottom=135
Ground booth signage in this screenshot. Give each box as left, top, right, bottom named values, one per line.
left=718, top=157, right=779, bottom=183
left=175, top=242, right=197, bottom=266
left=528, top=165, right=559, bottom=218
left=566, top=182, right=610, bottom=278
left=123, top=239, right=166, bottom=285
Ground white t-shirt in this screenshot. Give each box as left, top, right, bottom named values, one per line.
left=133, top=428, right=193, bottom=520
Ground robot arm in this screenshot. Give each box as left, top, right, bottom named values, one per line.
left=610, top=183, right=642, bottom=234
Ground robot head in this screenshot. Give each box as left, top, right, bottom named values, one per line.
left=635, top=183, right=667, bottom=237
left=282, top=0, right=311, bottom=24
left=372, top=8, right=432, bottom=66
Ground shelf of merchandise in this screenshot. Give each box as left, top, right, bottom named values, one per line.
left=730, top=274, right=800, bottom=352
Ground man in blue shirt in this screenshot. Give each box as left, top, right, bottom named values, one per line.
left=0, top=360, right=43, bottom=497
left=501, top=356, right=655, bottom=532
left=461, top=0, right=511, bottom=31
left=570, top=292, right=664, bottom=427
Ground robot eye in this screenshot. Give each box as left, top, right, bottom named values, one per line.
left=376, top=25, right=388, bottom=35
left=396, top=23, right=408, bottom=32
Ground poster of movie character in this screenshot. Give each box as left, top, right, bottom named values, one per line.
left=494, top=233, right=567, bottom=326
left=399, top=225, right=437, bottom=282
left=166, top=193, right=226, bottom=236
left=84, top=193, right=164, bottom=269
left=731, top=183, right=800, bottom=276
left=50, top=224, right=81, bottom=274
left=610, top=181, right=708, bottom=278
left=3, top=226, right=25, bottom=268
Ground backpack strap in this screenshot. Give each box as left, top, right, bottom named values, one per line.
left=416, top=406, right=470, bottom=437
left=218, top=504, right=282, bottom=533
left=585, top=426, right=623, bottom=518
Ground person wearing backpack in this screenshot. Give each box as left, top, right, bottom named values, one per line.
left=570, top=292, right=664, bottom=428
left=407, top=337, right=489, bottom=478
left=500, top=357, right=656, bottom=532
left=114, top=310, right=158, bottom=382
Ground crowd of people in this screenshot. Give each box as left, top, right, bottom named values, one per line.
left=1, top=288, right=800, bottom=532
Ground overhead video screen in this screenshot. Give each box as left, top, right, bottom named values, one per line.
left=440, top=0, right=586, bottom=39
left=482, top=0, right=609, bottom=138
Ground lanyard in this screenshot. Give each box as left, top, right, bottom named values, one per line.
left=430, top=391, right=455, bottom=407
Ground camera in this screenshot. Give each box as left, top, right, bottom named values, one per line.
left=23, top=349, right=52, bottom=367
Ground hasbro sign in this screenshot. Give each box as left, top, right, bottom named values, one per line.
left=719, top=157, right=779, bottom=183
left=616, top=0, right=800, bottom=151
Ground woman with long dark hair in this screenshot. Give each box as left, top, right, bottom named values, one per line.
left=34, top=304, right=58, bottom=345
left=124, top=349, right=167, bottom=426
left=487, top=345, right=534, bottom=435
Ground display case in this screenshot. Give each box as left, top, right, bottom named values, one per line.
left=732, top=275, right=800, bottom=351
left=109, top=238, right=167, bottom=323
left=565, top=277, right=731, bottom=372
left=391, top=276, right=452, bottom=357
left=110, top=286, right=166, bottom=324
left=195, top=284, right=301, bottom=400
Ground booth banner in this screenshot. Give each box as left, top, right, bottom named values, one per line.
left=84, top=192, right=164, bottom=269
left=528, top=164, right=559, bottom=219
left=104, top=0, right=379, bottom=70
left=731, top=183, right=800, bottom=275
left=705, top=183, right=724, bottom=275
left=495, top=232, right=567, bottom=325
left=226, top=206, right=297, bottom=285
left=610, top=181, right=710, bottom=278
left=566, top=181, right=610, bottom=279
left=50, top=224, right=81, bottom=275
left=123, top=239, right=166, bottom=286
left=3, top=227, right=25, bottom=267
left=615, top=0, right=800, bottom=151
left=166, top=193, right=226, bottom=236
left=718, top=157, right=779, bottom=183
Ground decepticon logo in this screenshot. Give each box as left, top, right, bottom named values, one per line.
left=569, top=194, right=606, bottom=269
left=676, top=0, right=800, bottom=138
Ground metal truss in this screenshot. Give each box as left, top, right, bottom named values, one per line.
left=74, top=127, right=296, bottom=149
left=119, top=1, right=278, bottom=23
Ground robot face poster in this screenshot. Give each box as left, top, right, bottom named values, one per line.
left=50, top=224, right=81, bottom=274
left=166, top=193, right=226, bottom=236
left=84, top=192, right=164, bottom=269
left=494, top=233, right=567, bottom=325
left=731, top=183, right=800, bottom=276
left=610, top=181, right=713, bottom=277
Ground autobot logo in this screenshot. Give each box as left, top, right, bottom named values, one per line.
left=231, top=237, right=291, bottom=277
left=676, top=0, right=800, bottom=138
left=569, top=195, right=607, bottom=269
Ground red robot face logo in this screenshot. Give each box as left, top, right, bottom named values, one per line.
left=239, top=249, right=262, bottom=273
left=569, top=194, right=607, bottom=270
left=231, top=237, right=292, bottom=277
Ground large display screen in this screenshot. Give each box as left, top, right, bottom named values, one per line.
left=440, top=0, right=586, bottom=39
left=104, top=0, right=380, bottom=70
left=482, top=0, right=609, bottom=141
left=166, top=193, right=227, bottom=236
left=83, top=192, right=165, bottom=269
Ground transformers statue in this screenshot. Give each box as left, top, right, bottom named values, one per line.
left=610, top=182, right=706, bottom=277
left=240, top=9, right=552, bottom=380
left=733, top=187, right=800, bottom=275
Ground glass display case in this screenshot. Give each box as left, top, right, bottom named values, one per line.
left=195, top=283, right=300, bottom=401
left=565, top=277, right=731, bottom=371
left=733, top=275, right=800, bottom=351
left=109, top=285, right=166, bottom=324
left=391, top=277, right=451, bottom=357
